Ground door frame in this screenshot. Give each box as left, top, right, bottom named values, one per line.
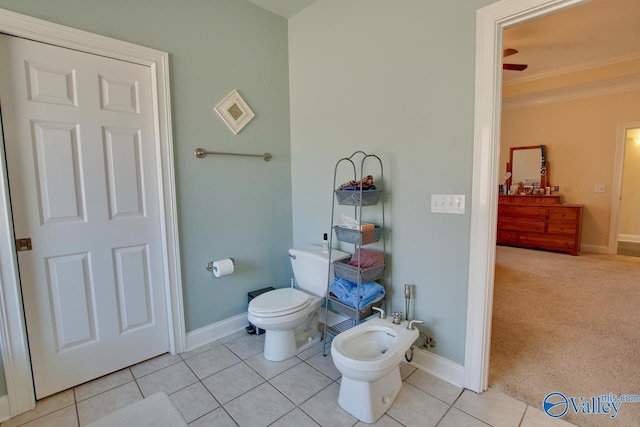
left=608, top=122, right=640, bottom=253
left=464, top=0, right=589, bottom=392
left=0, top=8, right=185, bottom=416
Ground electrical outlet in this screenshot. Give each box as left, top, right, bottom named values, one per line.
left=594, top=184, right=605, bottom=193
left=431, top=194, right=465, bottom=214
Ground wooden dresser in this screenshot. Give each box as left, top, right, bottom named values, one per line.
left=497, top=195, right=584, bottom=256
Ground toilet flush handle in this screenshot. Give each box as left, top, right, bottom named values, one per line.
left=372, top=306, right=386, bottom=319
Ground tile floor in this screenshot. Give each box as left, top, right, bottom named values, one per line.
left=0, top=331, right=576, bottom=427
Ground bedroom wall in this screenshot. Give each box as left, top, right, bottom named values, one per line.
left=289, top=0, right=495, bottom=365
left=500, top=89, right=640, bottom=251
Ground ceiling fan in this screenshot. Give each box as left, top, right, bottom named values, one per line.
left=503, top=48, right=528, bottom=71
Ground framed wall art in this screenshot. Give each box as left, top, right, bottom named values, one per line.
left=214, top=89, right=255, bottom=134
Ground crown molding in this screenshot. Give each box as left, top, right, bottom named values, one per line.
left=504, top=51, right=640, bottom=87
left=503, top=80, right=640, bottom=110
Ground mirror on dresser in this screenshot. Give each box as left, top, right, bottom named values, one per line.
left=505, top=145, right=548, bottom=190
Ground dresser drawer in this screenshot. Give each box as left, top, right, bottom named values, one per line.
left=547, top=221, right=577, bottom=235
left=498, top=219, right=545, bottom=233
left=517, top=233, right=576, bottom=251
left=512, top=196, right=559, bottom=205
left=499, top=195, right=561, bottom=205
left=496, top=198, right=583, bottom=255
left=498, top=205, right=547, bottom=219
left=497, top=230, right=518, bottom=245
left=548, top=208, right=579, bottom=221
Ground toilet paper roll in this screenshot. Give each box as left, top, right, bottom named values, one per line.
left=212, top=258, right=234, bottom=278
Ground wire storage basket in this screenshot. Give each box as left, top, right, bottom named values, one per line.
left=334, top=189, right=382, bottom=206
left=328, top=295, right=384, bottom=319
left=333, top=259, right=385, bottom=284
left=333, top=225, right=383, bottom=245
left=322, top=151, right=387, bottom=357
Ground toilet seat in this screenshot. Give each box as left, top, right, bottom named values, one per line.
left=249, top=288, right=311, bottom=318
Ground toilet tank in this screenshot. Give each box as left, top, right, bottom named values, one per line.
left=289, top=245, right=350, bottom=298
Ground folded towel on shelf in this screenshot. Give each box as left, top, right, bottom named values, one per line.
left=347, top=248, right=384, bottom=268
left=329, top=277, right=385, bottom=309
left=337, top=175, right=376, bottom=191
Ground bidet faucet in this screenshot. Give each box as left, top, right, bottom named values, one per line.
left=407, top=319, right=425, bottom=330
left=392, top=312, right=403, bottom=324
left=372, top=306, right=386, bottom=319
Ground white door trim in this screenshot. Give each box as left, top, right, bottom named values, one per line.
left=608, top=122, right=640, bottom=254
left=0, top=8, right=184, bottom=416
left=465, top=0, right=589, bottom=392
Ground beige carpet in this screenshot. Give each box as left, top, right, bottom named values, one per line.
left=490, top=246, right=640, bottom=427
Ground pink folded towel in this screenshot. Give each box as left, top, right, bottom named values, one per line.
left=348, top=248, right=384, bottom=268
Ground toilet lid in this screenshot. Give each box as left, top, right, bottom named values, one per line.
left=249, top=288, right=311, bottom=317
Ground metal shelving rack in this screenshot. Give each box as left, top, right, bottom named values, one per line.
left=322, top=151, right=386, bottom=356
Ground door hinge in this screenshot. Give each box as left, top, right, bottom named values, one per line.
left=16, top=238, right=32, bottom=252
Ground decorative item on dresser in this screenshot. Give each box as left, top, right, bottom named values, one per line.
left=497, top=195, right=583, bottom=256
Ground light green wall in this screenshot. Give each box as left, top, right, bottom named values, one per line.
left=0, top=0, right=508, bottom=400
left=0, top=102, right=6, bottom=397
left=0, top=343, right=5, bottom=396
left=0, top=1, right=292, bottom=333
left=289, top=0, right=494, bottom=365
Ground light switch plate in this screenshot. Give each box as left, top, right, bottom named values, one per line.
left=431, top=194, right=465, bottom=214
left=594, top=184, right=605, bottom=193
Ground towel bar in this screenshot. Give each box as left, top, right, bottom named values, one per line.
left=194, top=148, right=272, bottom=161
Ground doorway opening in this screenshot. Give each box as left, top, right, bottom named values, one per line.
left=468, top=0, right=640, bottom=405
left=611, top=124, right=640, bottom=257
left=465, top=0, right=592, bottom=393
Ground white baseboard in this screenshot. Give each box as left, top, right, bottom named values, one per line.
left=410, top=347, right=464, bottom=388
left=186, top=312, right=466, bottom=391
left=185, top=313, right=249, bottom=352
left=184, top=308, right=349, bottom=353
left=619, top=234, right=640, bottom=243
left=579, top=244, right=608, bottom=254
left=0, top=395, right=9, bottom=423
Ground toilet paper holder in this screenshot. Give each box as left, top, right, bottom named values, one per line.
left=206, top=258, right=235, bottom=271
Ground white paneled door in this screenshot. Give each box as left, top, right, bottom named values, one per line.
left=0, top=34, right=169, bottom=398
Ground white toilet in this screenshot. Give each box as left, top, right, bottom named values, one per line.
left=247, top=245, right=349, bottom=361
left=331, top=317, right=420, bottom=424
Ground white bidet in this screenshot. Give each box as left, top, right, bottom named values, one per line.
left=331, top=317, right=419, bottom=423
